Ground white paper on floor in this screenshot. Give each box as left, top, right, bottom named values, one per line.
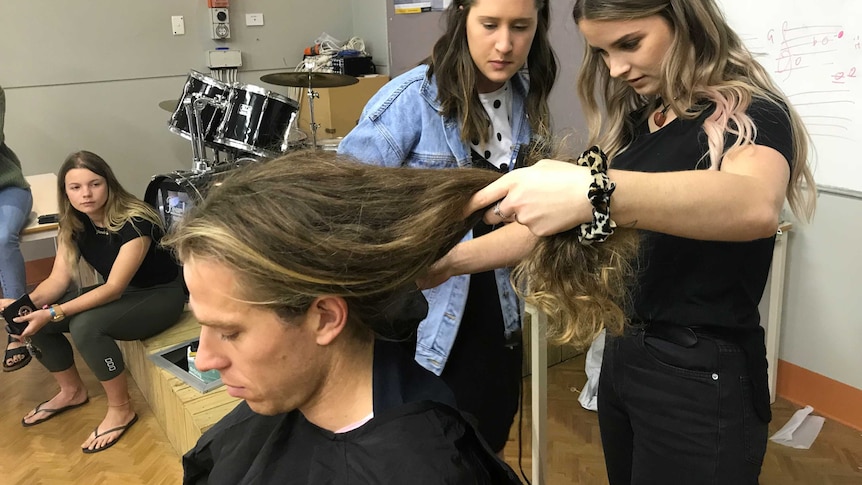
left=769, top=405, right=825, bottom=449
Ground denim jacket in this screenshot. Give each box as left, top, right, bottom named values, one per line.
left=339, top=65, right=528, bottom=375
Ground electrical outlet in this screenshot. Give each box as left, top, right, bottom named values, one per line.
left=211, top=22, right=230, bottom=40
left=211, top=8, right=229, bottom=23
left=246, top=13, right=264, bottom=26
left=171, top=16, right=185, bottom=36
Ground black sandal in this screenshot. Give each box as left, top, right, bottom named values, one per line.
left=3, top=336, right=32, bottom=372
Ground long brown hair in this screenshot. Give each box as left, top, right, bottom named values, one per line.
left=164, top=151, right=637, bottom=348
left=573, top=0, right=816, bottom=221
left=57, top=150, right=163, bottom=266
left=427, top=0, right=558, bottom=147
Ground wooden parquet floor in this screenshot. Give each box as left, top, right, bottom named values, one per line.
left=503, top=354, right=862, bottom=485
left=1, top=335, right=859, bottom=484
left=0, top=335, right=183, bottom=485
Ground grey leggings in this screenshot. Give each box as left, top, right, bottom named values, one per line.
left=30, top=279, right=185, bottom=381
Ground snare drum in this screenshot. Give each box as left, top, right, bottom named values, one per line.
left=215, top=83, right=300, bottom=158
left=168, top=71, right=232, bottom=150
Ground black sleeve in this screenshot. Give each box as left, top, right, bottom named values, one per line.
left=734, top=97, right=794, bottom=166
left=117, top=217, right=158, bottom=245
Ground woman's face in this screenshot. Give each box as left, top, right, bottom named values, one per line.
left=578, top=15, right=675, bottom=96
left=466, top=0, right=539, bottom=93
left=64, top=168, right=109, bottom=222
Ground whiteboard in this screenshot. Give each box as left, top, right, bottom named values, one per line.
left=720, top=0, right=862, bottom=194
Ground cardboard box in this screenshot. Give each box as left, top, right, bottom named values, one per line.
left=297, top=75, right=389, bottom=140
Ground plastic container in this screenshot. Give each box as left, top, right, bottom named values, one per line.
left=187, top=345, right=220, bottom=383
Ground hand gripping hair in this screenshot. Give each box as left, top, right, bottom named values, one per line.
left=165, top=149, right=637, bottom=349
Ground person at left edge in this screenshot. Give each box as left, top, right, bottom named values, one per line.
left=0, top=85, right=34, bottom=372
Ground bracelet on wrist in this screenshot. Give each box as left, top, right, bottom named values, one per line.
left=575, top=146, right=617, bottom=245
left=45, top=304, right=66, bottom=322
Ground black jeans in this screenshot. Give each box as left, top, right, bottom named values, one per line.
left=598, top=325, right=768, bottom=485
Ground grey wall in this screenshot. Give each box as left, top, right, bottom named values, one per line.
left=780, top=193, right=862, bottom=389
left=351, top=0, right=390, bottom=74
left=1, top=0, right=360, bottom=195
left=2, top=0, right=372, bottom=259
left=386, top=3, right=444, bottom=75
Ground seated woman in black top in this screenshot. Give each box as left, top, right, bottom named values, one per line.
left=164, top=151, right=530, bottom=485
left=0, top=150, right=184, bottom=453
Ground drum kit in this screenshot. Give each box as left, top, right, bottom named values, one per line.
left=148, top=69, right=358, bottom=230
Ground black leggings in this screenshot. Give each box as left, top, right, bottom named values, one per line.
left=440, top=264, right=522, bottom=453
left=30, top=279, right=185, bottom=381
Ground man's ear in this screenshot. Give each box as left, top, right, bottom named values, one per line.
left=308, top=296, right=349, bottom=346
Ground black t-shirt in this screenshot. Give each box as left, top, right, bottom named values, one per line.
left=611, top=98, right=794, bottom=330
left=75, top=215, right=179, bottom=288
left=182, top=340, right=520, bottom=485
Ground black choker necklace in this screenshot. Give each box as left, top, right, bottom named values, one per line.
left=653, top=100, right=672, bottom=127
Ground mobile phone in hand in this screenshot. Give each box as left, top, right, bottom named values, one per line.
left=2, top=294, right=36, bottom=335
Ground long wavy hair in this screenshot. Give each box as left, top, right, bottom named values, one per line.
left=57, top=150, right=163, bottom=266
left=573, top=0, right=816, bottom=221
left=513, top=148, right=639, bottom=348
left=164, top=151, right=637, bottom=348
left=427, top=0, right=558, bottom=147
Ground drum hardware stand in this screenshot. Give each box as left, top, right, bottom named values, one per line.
left=280, top=111, right=301, bottom=152
left=305, top=74, right=321, bottom=149
left=185, top=94, right=227, bottom=173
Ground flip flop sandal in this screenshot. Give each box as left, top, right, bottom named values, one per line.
left=3, top=343, right=32, bottom=372
left=21, top=397, right=91, bottom=427
left=82, top=414, right=139, bottom=454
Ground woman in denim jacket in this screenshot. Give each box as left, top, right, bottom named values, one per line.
left=339, top=0, right=556, bottom=454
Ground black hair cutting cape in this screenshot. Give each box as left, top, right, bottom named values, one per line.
left=182, top=339, right=522, bottom=484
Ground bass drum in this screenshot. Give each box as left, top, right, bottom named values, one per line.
left=215, top=83, right=300, bottom=158
left=144, top=162, right=251, bottom=233
left=167, top=71, right=232, bottom=150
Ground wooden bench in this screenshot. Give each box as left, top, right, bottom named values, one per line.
left=118, top=310, right=240, bottom=455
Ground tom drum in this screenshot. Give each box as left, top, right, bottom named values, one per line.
left=167, top=71, right=232, bottom=150
left=215, top=83, right=300, bottom=158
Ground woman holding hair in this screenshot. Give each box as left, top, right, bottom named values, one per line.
left=1, top=150, right=184, bottom=453
left=468, top=0, right=816, bottom=483
left=0, top=85, right=35, bottom=371
left=169, top=151, right=633, bottom=483
left=338, top=0, right=557, bottom=454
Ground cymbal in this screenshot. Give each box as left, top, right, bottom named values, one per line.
left=158, top=99, right=179, bottom=112
left=260, top=71, right=359, bottom=88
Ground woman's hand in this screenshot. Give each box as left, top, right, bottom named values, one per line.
left=466, top=159, right=596, bottom=237
left=416, top=252, right=455, bottom=290
left=15, top=309, right=53, bottom=340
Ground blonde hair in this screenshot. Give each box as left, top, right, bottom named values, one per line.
left=57, top=150, right=163, bottom=268
left=573, top=0, right=816, bottom=221
left=164, top=151, right=637, bottom=348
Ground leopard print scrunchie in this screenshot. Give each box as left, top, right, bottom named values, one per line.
left=575, top=146, right=616, bottom=245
